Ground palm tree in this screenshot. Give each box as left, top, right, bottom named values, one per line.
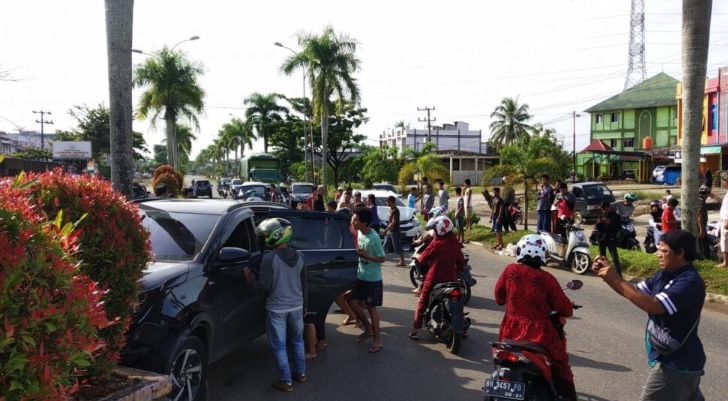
left=104, top=0, right=135, bottom=197
left=281, top=26, right=361, bottom=191
left=680, top=0, right=712, bottom=237
left=134, top=47, right=205, bottom=172
left=176, top=124, right=197, bottom=168
left=489, top=97, right=533, bottom=148
left=219, top=118, right=255, bottom=177
left=244, top=92, right=287, bottom=153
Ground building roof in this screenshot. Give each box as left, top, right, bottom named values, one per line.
left=580, top=140, right=613, bottom=153
left=585, top=72, right=679, bottom=113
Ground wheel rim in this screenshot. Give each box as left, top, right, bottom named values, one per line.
left=572, top=253, right=589, bottom=274
left=170, top=348, right=202, bottom=401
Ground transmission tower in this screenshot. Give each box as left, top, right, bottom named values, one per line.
left=624, top=0, right=647, bottom=90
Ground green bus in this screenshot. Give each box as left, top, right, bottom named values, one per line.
left=240, top=153, right=281, bottom=183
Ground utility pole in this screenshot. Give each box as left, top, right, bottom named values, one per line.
left=417, top=106, right=436, bottom=143
left=572, top=111, right=580, bottom=182
left=33, top=110, right=53, bottom=160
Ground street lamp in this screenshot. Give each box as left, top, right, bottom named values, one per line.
left=132, top=35, right=200, bottom=56
left=274, top=41, right=313, bottom=183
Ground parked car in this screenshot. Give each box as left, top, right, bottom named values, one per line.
left=359, top=189, right=422, bottom=248
left=234, top=181, right=288, bottom=204
left=132, top=183, right=149, bottom=200
left=654, top=165, right=681, bottom=185
left=229, top=178, right=244, bottom=194
left=122, top=199, right=357, bottom=401
left=372, top=183, right=399, bottom=196
left=569, top=182, right=616, bottom=223
left=289, top=182, right=316, bottom=208
left=193, top=179, right=213, bottom=198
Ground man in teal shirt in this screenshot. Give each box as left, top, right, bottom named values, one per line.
left=349, top=207, right=386, bottom=353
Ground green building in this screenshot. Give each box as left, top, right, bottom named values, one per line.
left=578, top=72, right=679, bottom=181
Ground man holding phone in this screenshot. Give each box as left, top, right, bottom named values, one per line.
left=592, top=230, right=705, bottom=401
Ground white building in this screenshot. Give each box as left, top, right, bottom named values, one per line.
left=379, top=121, right=486, bottom=154
left=0, top=131, right=56, bottom=154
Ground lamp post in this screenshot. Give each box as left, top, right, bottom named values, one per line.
left=274, top=41, right=313, bottom=183
left=132, top=35, right=200, bottom=56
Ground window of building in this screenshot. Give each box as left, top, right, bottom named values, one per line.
left=452, top=159, right=460, bottom=171
left=623, top=138, right=634, bottom=148
left=711, top=104, right=718, bottom=132
left=595, top=114, right=603, bottom=124
left=609, top=139, right=618, bottom=148
left=610, top=113, right=618, bottom=123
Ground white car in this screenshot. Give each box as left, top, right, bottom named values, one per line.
left=359, top=190, right=422, bottom=246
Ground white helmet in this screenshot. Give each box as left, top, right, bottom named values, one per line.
left=516, top=234, right=548, bottom=266
left=426, top=215, right=454, bottom=236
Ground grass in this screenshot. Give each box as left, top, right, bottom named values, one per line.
left=588, top=246, right=728, bottom=296
left=464, top=225, right=534, bottom=246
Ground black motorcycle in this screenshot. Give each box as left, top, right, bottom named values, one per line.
left=409, top=240, right=476, bottom=304
left=589, top=220, right=640, bottom=251
left=421, top=281, right=471, bottom=354
left=484, top=280, right=582, bottom=401
left=216, top=184, right=229, bottom=199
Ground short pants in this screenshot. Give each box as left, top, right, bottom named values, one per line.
left=456, top=215, right=465, bottom=232
left=353, top=279, right=383, bottom=307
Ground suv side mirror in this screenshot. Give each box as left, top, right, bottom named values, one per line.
left=217, top=247, right=250, bottom=264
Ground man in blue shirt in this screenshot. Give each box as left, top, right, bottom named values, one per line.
left=593, top=230, right=705, bottom=401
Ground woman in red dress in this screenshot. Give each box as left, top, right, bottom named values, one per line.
left=494, top=234, right=577, bottom=401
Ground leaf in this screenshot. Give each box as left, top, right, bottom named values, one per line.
left=54, top=209, right=64, bottom=230
left=5, top=356, right=27, bottom=373
left=9, top=379, right=23, bottom=392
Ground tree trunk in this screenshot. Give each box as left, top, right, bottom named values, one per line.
left=164, top=111, right=177, bottom=170
left=523, top=178, right=529, bottom=230
left=105, top=0, right=135, bottom=198
left=681, top=0, right=712, bottom=236
left=263, top=125, right=269, bottom=153
left=321, top=111, right=329, bottom=191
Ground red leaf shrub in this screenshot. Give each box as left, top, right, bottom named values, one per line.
left=18, top=170, right=151, bottom=378
left=0, top=179, right=111, bottom=401
left=152, top=165, right=183, bottom=195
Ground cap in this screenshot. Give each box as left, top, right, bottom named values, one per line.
left=659, top=230, right=698, bottom=261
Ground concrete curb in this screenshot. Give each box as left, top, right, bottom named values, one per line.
left=96, top=367, right=172, bottom=401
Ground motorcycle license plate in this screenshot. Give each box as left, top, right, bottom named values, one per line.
left=483, top=380, right=525, bottom=400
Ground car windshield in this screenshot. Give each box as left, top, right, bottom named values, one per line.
left=241, top=185, right=267, bottom=198
left=251, top=170, right=280, bottom=181
left=584, top=185, right=612, bottom=199
left=292, top=184, right=315, bottom=194
left=141, top=211, right=220, bottom=262
left=231, top=179, right=243, bottom=185
left=373, top=196, right=406, bottom=207
left=196, top=181, right=210, bottom=186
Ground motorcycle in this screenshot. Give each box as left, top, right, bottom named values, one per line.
left=589, top=219, right=640, bottom=251
left=420, top=281, right=471, bottom=354
left=483, top=280, right=583, bottom=401
left=217, top=185, right=229, bottom=199
left=540, top=221, right=591, bottom=275
left=509, top=202, right=523, bottom=226
left=409, top=235, right=476, bottom=304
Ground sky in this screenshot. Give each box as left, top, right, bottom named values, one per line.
left=2, top=0, right=728, bottom=159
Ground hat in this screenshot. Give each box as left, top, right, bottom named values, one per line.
left=659, top=230, right=698, bottom=262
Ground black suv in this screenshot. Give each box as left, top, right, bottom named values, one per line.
left=193, top=180, right=213, bottom=198
left=570, top=181, right=615, bottom=223
left=122, top=199, right=357, bottom=401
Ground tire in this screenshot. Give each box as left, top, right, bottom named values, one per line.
left=447, top=330, right=462, bottom=354
left=573, top=212, right=584, bottom=225
left=458, top=274, right=472, bottom=305
left=164, top=336, right=208, bottom=401
left=409, top=265, right=421, bottom=288
left=570, top=252, right=591, bottom=275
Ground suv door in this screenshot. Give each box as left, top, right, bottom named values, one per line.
left=572, top=186, right=587, bottom=217
left=202, top=212, right=266, bottom=361
left=265, top=210, right=358, bottom=318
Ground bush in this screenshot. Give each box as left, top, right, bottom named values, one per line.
left=446, top=210, right=481, bottom=226
left=0, top=178, right=111, bottom=401
left=20, top=170, right=151, bottom=378
left=152, top=164, right=183, bottom=195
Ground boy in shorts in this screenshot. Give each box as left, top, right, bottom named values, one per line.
left=349, top=207, right=386, bottom=353
left=455, top=187, right=466, bottom=243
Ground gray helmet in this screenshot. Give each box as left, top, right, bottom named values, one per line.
left=699, top=185, right=710, bottom=195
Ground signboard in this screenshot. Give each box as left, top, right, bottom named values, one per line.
left=701, top=146, right=722, bottom=155
left=52, top=141, right=92, bottom=159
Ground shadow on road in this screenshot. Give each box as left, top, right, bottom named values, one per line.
left=570, top=352, right=633, bottom=372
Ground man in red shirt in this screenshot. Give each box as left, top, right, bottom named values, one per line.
left=409, top=216, right=465, bottom=340
left=661, top=198, right=679, bottom=234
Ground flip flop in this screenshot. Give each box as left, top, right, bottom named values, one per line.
left=357, top=332, right=373, bottom=342
left=369, top=344, right=384, bottom=353
left=408, top=332, right=419, bottom=341
left=340, top=318, right=356, bottom=326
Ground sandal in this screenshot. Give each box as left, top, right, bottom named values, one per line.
left=316, top=341, right=328, bottom=351
left=408, top=331, right=419, bottom=341
left=369, top=343, right=384, bottom=353
left=340, top=317, right=356, bottom=326
left=357, top=331, right=373, bottom=342
left=305, top=353, right=317, bottom=360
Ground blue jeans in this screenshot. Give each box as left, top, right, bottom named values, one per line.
left=537, top=210, right=551, bottom=233
left=266, top=308, right=305, bottom=384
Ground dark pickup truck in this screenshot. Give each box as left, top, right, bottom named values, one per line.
left=122, top=199, right=357, bottom=401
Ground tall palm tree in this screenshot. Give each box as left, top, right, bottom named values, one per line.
left=281, top=26, right=361, bottom=191
left=176, top=124, right=197, bottom=168
left=219, top=118, right=255, bottom=177
left=134, top=47, right=205, bottom=171
left=489, top=97, right=533, bottom=148
left=104, top=0, right=135, bottom=197
left=681, top=0, right=712, bottom=237
left=244, top=92, right=287, bottom=153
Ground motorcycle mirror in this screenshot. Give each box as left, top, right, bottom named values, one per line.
left=566, top=280, right=583, bottom=290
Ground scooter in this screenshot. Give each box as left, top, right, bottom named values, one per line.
left=509, top=202, right=523, bottom=226
left=420, top=281, right=471, bottom=354
left=217, top=186, right=229, bottom=199
left=540, top=221, right=591, bottom=275
left=483, top=280, right=583, bottom=401
left=409, top=234, right=476, bottom=304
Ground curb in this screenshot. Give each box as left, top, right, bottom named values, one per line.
left=96, top=367, right=172, bottom=401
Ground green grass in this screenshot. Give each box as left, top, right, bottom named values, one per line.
left=464, top=225, right=535, bottom=246
left=588, top=246, right=728, bottom=296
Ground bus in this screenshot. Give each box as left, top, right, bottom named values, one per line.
left=240, top=153, right=281, bottom=183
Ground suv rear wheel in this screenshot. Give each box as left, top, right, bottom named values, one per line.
left=163, top=335, right=208, bottom=401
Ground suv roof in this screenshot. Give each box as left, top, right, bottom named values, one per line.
left=135, top=198, right=287, bottom=215
left=573, top=181, right=607, bottom=187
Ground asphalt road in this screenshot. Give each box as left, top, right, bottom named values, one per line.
left=206, top=243, right=728, bottom=401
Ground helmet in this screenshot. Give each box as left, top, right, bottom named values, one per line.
left=430, top=206, right=446, bottom=218
left=699, top=185, right=710, bottom=194
left=426, top=215, right=454, bottom=236
left=624, top=193, right=638, bottom=203
left=255, top=218, right=293, bottom=248
left=649, top=200, right=661, bottom=208
left=515, top=234, right=548, bottom=266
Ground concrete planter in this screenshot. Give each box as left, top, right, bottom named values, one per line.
left=93, top=367, right=172, bottom=401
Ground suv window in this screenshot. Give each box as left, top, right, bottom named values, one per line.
left=292, top=184, right=316, bottom=194
left=223, top=219, right=257, bottom=252
left=196, top=180, right=210, bottom=187
left=142, top=211, right=221, bottom=262
left=261, top=213, right=354, bottom=249
left=572, top=187, right=584, bottom=198
left=583, top=185, right=612, bottom=199
left=241, top=185, right=267, bottom=198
